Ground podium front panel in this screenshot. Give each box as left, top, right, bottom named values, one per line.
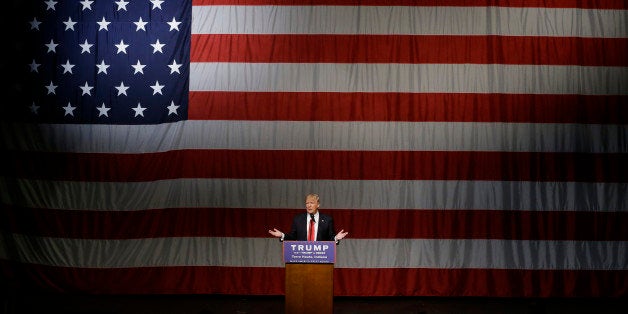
left=285, top=263, right=333, bottom=314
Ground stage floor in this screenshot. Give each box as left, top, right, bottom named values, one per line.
left=2, top=294, right=626, bottom=314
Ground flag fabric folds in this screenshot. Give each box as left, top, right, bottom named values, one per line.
left=1, top=0, right=627, bottom=297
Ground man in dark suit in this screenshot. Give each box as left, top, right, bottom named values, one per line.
left=269, top=193, right=348, bottom=243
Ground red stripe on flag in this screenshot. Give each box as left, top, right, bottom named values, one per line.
left=335, top=268, right=628, bottom=297
left=191, top=35, right=628, bottom=66
left=188, top=92, right=628, bottom=124
left=192, top=0, right=628, bottom=10
left=5, top=150, right=626, bottom=182
left=3, top=207, right=626, bottom=241
left=3, top=261, right=626, bottom=297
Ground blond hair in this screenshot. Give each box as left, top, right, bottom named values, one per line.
left=305, top=193, right=320, bottom=203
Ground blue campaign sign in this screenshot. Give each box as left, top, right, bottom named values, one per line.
left=283, top=241, right=336, bottom=264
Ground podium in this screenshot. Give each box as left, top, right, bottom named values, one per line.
left=283, top=241, right=335, bottom=314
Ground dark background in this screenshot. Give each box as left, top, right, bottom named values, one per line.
left=2, top=293, right=627, bottom=314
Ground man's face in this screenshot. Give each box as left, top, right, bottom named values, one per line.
left=305, top=197, right=319, bottom=214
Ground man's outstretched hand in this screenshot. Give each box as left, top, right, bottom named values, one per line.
left=336, top=229, right=348, bottom=240
left=268, top=228, right=283, bottom=238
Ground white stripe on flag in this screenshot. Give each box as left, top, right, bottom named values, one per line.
left=192, top=6, right=628, bottom=38
left=189, top=63, right=628, bottom=95
left=2, top=121, right=625, bottom=153
left=2, top=235, right=626, bottom=270
left=2, top=178, right=625, bottom=212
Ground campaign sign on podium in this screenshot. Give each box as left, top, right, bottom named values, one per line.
left=283, top=241, right=336, bottom=263
left=283, top=241, right=335, bottom=314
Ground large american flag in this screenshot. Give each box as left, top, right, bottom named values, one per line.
left=1, top=0, right=627, bottom=297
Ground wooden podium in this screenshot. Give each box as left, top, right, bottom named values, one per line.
left=283, top=241, right=335, bottom=314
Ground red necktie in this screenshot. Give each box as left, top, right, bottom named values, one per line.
left=308, top=218, right=315, bottom=241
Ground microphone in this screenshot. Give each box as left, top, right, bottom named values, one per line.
left=310, top=213, right=315, bottom=222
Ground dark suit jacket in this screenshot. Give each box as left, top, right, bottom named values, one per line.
left=283, top=212, right=337, bottom=242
